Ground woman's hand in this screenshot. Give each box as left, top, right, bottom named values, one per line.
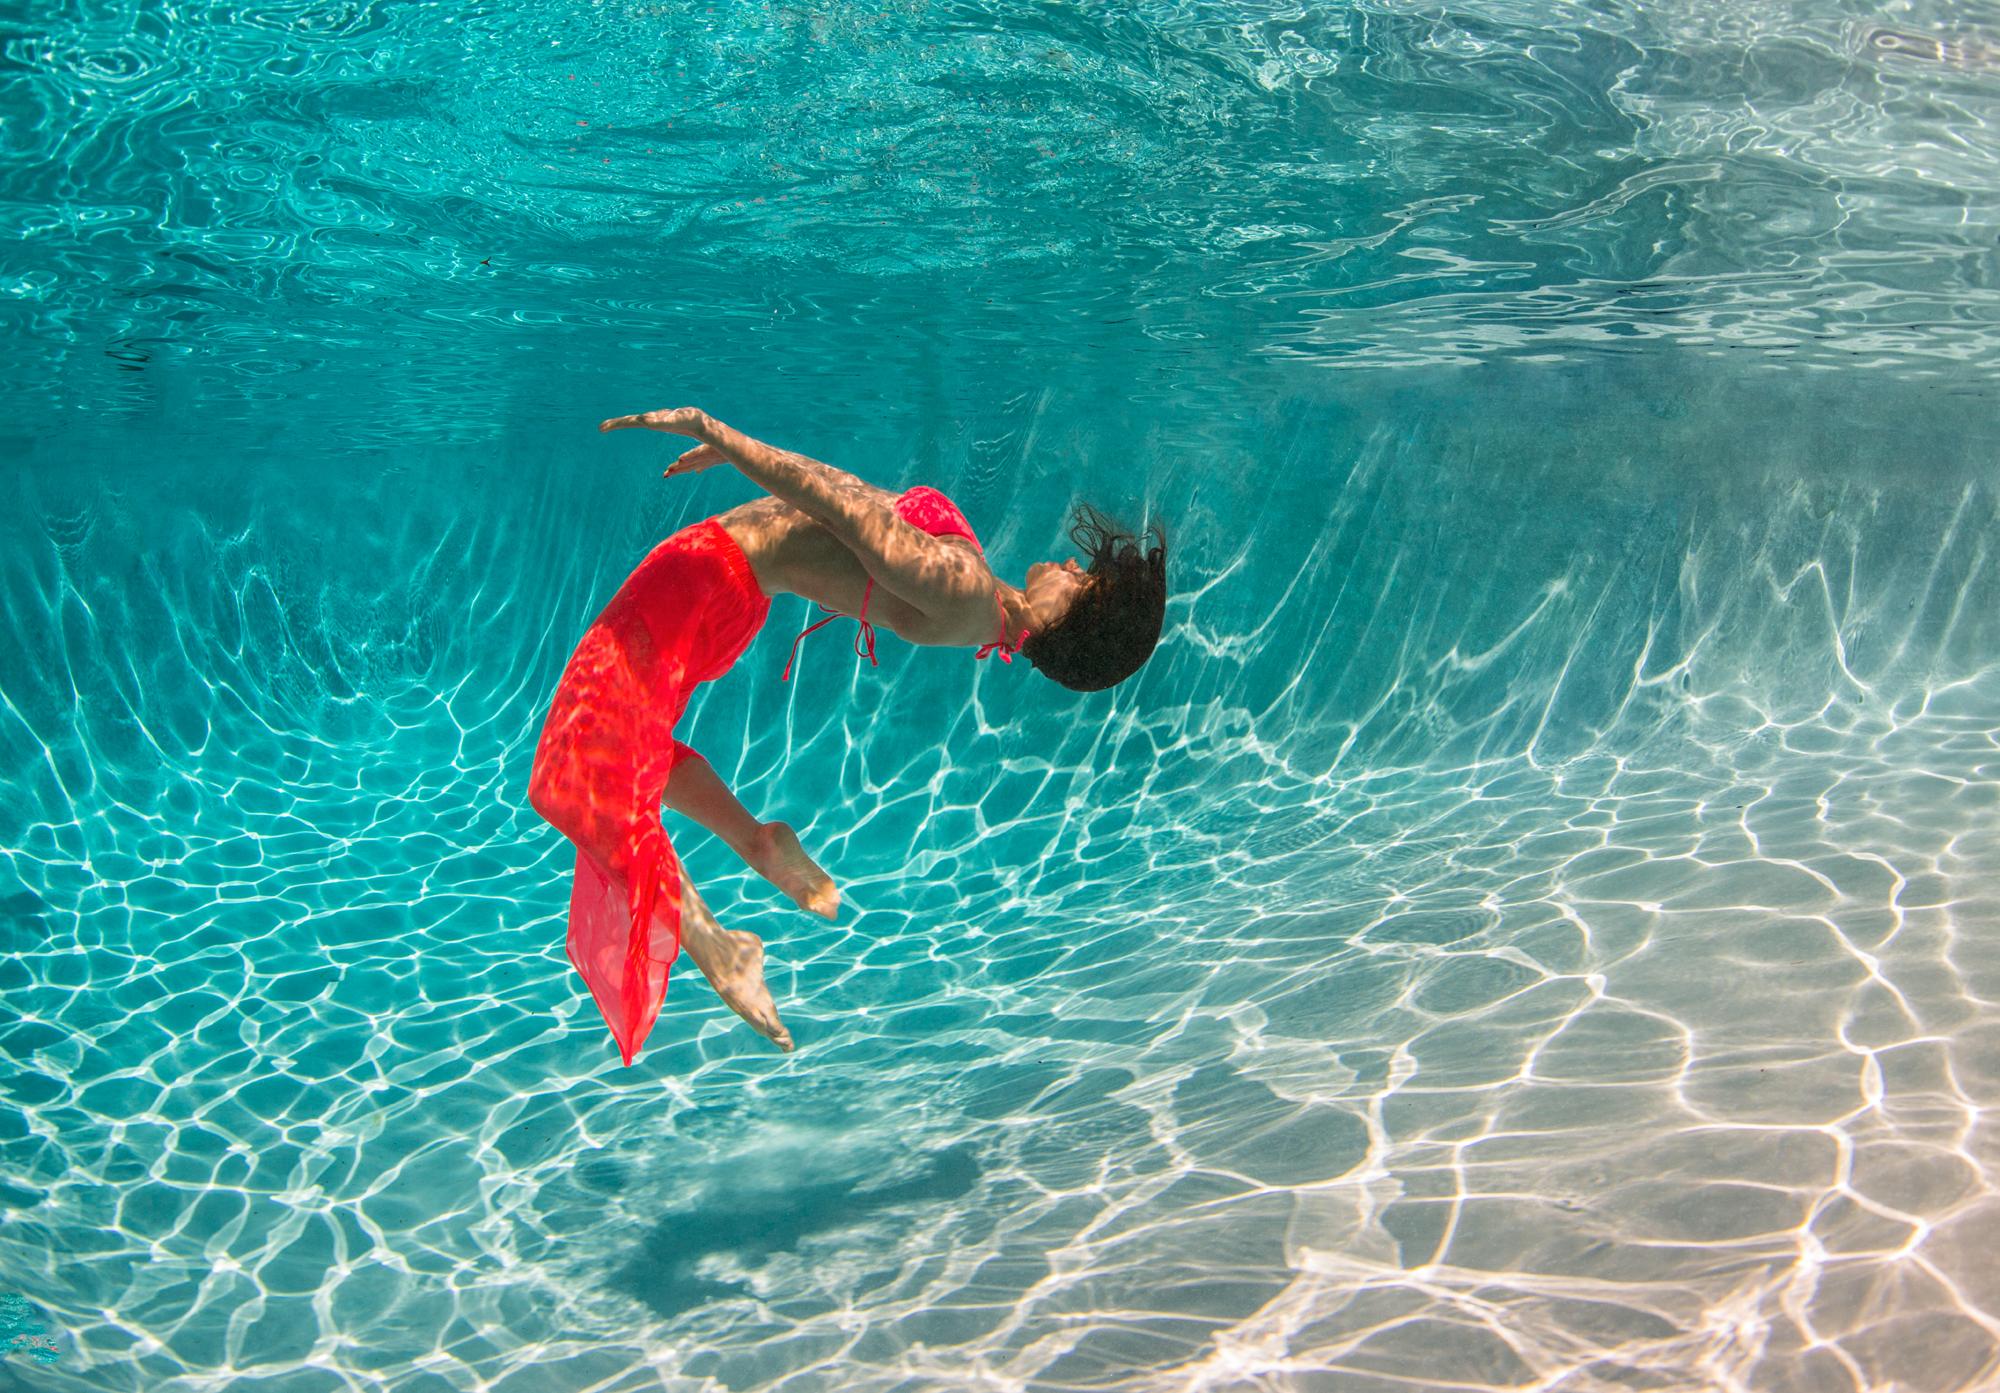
left=599, top=407, right=728, bottom=477
left=599, top=406, right=715, bottom=439
left=664, top=443, right=727, bottom=477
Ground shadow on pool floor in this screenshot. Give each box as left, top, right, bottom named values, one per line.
left=609, top=1143, right=982, bottom=1317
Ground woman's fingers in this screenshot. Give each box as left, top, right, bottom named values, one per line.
left=599, top=407, right=705, bottom=436
left=599, top=410, right=677, bottom=432
left=664, top=444, right=725, bottom=476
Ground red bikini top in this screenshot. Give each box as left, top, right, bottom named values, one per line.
left=780, top=485, right=1030, bottom=681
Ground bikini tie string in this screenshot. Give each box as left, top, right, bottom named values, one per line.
left=975, top=591, right=1029, bottom=664
left=781, top=604, right=878, bottom=683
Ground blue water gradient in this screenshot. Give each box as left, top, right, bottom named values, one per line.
left=5, top=1, right=2000, bottom=1390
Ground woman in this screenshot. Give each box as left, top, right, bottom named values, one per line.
left=528, top=406, right=1168, bottom=1064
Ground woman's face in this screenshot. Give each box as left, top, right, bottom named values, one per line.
left=1025, top=556, right=1091, bottom=629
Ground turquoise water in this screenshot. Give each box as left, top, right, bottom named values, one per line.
left=6, top=2, right=2000, bottom=1389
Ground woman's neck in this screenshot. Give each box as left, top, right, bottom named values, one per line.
left=993, top=582, right=1035, bottom=648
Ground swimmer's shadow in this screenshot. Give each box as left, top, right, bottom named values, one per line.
left=609, top=1144, right=980, bottom=1316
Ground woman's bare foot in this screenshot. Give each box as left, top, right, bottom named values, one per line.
left=675, top=884, right=794, bottom=1052
left=747, top=821, right=840, bottom=920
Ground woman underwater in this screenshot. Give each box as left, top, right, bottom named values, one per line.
left=528, top=407, right=1169, bottom=1063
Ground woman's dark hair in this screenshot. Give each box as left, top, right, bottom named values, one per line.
left=1021, top=503, right=1168, bottom=693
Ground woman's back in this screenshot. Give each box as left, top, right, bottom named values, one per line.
left=718, top=493, right=984, bottom=647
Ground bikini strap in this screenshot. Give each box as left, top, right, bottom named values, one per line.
left=780, top=580, right=880, bottom=682
left=974, top=589, right=1031, bottom=664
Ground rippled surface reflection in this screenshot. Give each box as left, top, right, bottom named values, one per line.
left=4, top=1, right=2000, bottom=1390
left=6, top=0, right=2000, bottom=438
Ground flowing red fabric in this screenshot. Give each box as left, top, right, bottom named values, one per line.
left=529, top=520, right=770, bottom=1065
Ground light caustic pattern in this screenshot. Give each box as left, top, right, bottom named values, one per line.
left=8, top=0, right=2000, bottom=436
left=3, top=384, right=1999, bottom=1393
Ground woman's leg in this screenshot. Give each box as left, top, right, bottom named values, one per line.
left=671, top=871, right=794, bottom=1051
left=662, top=744, right=840, bottom=919
left=532, top=748, right=797, bottom=1057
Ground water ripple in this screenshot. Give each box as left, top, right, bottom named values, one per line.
left=5, top=1, right=2000, bottom=430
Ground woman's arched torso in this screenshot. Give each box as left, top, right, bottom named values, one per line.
left=714, top=495, right=987, bottom=647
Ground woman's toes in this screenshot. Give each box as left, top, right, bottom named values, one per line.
left=752, top=997, right=793, bottom=1051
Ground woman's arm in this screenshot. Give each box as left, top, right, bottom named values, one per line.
left=600, top=407, right=990, bottom=619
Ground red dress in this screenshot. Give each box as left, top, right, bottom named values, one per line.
left=528, top=519, right=769, bottom=1065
